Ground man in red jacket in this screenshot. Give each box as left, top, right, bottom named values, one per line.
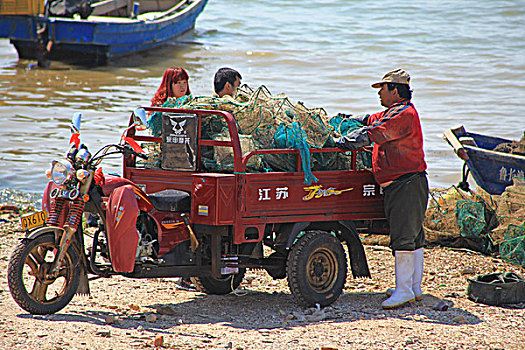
left=335, top=69, right=429, bottom=309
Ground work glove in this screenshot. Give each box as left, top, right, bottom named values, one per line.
left=336, top=113, right=370, bottom=125
left=334, top=127, right=371, bottom=150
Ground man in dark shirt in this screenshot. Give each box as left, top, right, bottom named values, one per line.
left=335, top=69, right=429, bottom=309
left=213, top=67, right=242, bottom=98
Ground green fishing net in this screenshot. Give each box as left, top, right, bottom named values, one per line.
left=456, top=200, right=487, bottom=238
left=455, top=199, right=497, bottom=254
left=499, top=224, right=525, bottom=267
left=143, top=84, right=372, bottom=182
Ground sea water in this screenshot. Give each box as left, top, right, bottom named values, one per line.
left=0, top=0, right=523, bottom=193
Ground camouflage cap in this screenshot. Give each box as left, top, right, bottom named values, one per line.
left=371, top=68, right=410, bottom=88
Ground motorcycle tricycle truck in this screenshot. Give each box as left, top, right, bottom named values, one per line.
left=8, top=107, right=387, bottom=315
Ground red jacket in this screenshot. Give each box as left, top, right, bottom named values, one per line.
left=366, top=99, right=427, bottom=184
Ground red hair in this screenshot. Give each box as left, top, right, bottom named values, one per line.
left=151, top=66, right=191, bottom=106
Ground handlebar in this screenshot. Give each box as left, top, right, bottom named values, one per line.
left=120, top=144, right=149, bottom=160
left=90, top=143, right=148, bottom=167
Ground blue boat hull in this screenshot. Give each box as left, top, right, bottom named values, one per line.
left=444, top=125, right=525, bottom=195
left=0, top=0, right=207, bottom=65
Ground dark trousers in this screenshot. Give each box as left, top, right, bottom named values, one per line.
left=383, top=172, right=429, bottom=252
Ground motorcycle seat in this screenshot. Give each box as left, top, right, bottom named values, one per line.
left=148, top=189, right=191, bottom=212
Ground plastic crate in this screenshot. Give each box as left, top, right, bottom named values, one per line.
left=0, top=0, right=44, bottom=15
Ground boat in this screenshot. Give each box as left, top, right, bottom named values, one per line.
left=444, top=125, right=525, bottom=195
left=0, top=0, right=208, bottom=65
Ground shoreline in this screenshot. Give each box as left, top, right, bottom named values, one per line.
left=0, top=188, right=42, bottom=211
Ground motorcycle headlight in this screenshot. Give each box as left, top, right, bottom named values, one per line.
left=51, top=159, right=74, bottom=185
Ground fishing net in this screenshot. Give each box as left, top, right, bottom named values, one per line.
left=326, top=114, right=372, bottom=170
left=423, top=186, right=464, bottom=243
left=142, top=84, right=372, bottom=183
left=494, top=176, right=525, bottom=233
left=492, top=131, right=525, bottom=156
left=499, top=225, right=525, bottom=267
left=495, top=177, right=525, bottom=266
left=139, top=142, right=162, bottom=169
left=422, top=186, right=500, bottom=253
left=456, top=200, right=489, bottom=238
left=423, top=178, right=525, bottom=261
left=454, top=198, right=498, bottom=254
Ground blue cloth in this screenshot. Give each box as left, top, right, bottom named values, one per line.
left=274, top=121, right=318, bottom=185
left=328, top=115, right=365, bottom=136
left=147, top=95, right=192, bottom=137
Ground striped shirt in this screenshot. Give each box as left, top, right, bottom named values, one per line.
left=366, top=99, right=427, bottom=184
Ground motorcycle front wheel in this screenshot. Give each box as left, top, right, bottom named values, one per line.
left=8, top=232, right=81, bottom=314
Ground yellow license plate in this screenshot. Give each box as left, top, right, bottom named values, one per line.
left=20, top=211, right=48, bottom=231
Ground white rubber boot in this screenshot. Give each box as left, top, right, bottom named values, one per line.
left=381, top=250, right=416, bottom=309
left=385, top=248, right=424, bottom=301
left=411, top=248, right=424, bottom=300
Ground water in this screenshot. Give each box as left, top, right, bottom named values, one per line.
left=1, top=0, right=524, bottom=194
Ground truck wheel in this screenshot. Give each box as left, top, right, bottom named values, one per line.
left=287, top=230, right=347, bottom=307
left=8, top=233, right=80, bottom=315
left=191, top=269, right=246, bottom=295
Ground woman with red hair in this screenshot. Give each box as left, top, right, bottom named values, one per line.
left=151, top=66, right=191, bottom=107
left=147, top=66, right=192, bottom=136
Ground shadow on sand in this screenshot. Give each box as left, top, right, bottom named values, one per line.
left=17, top=289, right=483, bottom=334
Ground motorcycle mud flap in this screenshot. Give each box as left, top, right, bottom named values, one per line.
left=107, top=185, right=139, bottom=272
left=76, top=265, right=90, bottom=295
left=72, top=240, right=90, bottom=296
left=338, top=220, right=371, bottom=278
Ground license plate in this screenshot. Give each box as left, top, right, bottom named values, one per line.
left=20, top=211, right=48, bottom=231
